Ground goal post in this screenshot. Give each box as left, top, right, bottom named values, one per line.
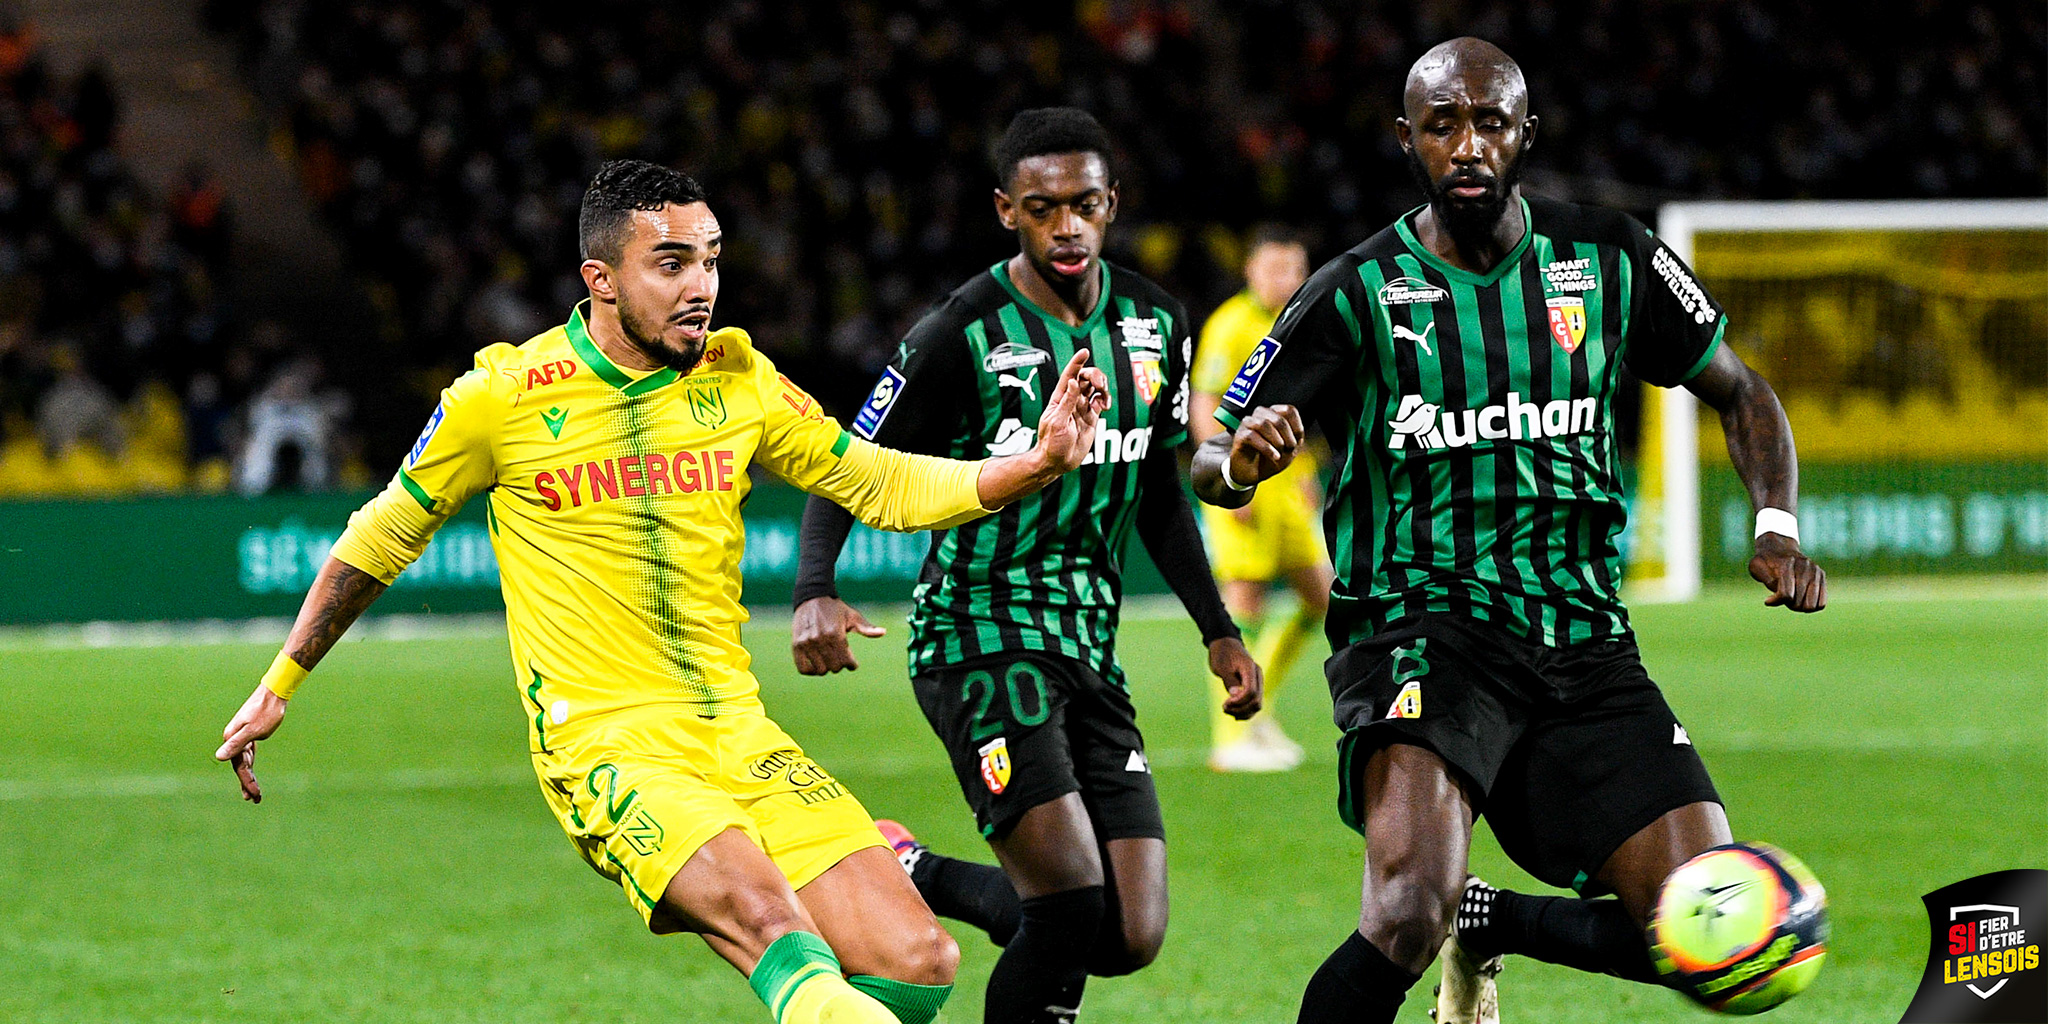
left=1631, top=198, right=2048, bottom=600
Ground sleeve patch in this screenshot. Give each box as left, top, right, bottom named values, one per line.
left=406, top=404, right=446, bottom=467
left=851, top=366, right=906, bottom=440
left=1650, top=245, right=1717, bottom=326
left=1222, top=337, right=1281, bottom=407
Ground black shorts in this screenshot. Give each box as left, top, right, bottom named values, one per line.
left=1328, top=614, right=1721, bottom=894
left=913, top=652, right=1164, bottom=843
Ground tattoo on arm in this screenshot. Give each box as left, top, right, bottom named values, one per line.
left=282, top=558, right=389, bottom=671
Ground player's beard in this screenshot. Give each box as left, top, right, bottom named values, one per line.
left=616, top=287, right=708, bottom=373
left=1408, top=144, right=1526, bottom=244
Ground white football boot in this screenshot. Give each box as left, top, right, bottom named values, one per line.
left=1249, top=716, right=1307, bottom=769
left=1431, top=877, right=1504, bottom=1024
left=1207, top=736, right=1299, bottom=773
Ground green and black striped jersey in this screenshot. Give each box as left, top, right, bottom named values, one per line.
left=1218, top=196, right=1727, bottom=649
left=840, top=260, right=1193, bottom=685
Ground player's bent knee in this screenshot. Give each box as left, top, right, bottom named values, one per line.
left=1359, top=876, right=1457, bottom=971
left=883, top=922, right=960, bottom=986
left=1089, top=921, right=1164, bottom=977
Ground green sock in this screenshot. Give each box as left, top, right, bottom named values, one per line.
left=848, top=975, right=953, bottom=1024
left=748, top=931, right=842, bottom=1021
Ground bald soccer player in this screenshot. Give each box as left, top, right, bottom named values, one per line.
left=1191, top=40, right=1825, bottom=1024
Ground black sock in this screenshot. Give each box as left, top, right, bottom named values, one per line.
left=1085, top=869, right=1137, bottom=977
left=1459, top=884, right=1664, bottom=985
left=908, top=851, right=1022, bottom=946
left=985, top=886, right=1105, bottom=1024
left=1297, top=930, right=1419, bottom=1024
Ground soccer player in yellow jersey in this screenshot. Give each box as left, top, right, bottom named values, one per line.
left=214, top=161, right=1111, bottom=1024
left=1191, top=227, right=1334, bottom=773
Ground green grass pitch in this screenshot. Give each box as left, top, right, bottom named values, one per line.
left=1, top=587, right=2042, bottom=1023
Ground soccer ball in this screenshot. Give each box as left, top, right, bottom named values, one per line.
left=1648, top=842, right=1828, bottom=1014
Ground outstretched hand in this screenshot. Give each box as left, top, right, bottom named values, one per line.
left=1209, top=637, right=1264, bottom=720
left=216, top=684, right=288, bottom=803
left=1750, top=532, right=1826, bottom=612
left=1033, top=350, right=1112, bottom=474
left=791, top=596, right=886, bottom=675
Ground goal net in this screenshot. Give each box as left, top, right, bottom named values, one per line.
left=1631, top=199, right=2048, bottom=600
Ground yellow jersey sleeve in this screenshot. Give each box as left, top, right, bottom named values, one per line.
left=329, top=355, right=502, bottom=583
left=750, top=348, right=992, bottom=533
left=1193, top=293, right=1263, bottom=396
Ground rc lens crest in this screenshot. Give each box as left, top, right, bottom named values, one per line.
left=1130, top=354, right=1165, bottom=403
left=978, top=737, right=1011, bottom=794
left=1546, top=296, right=1588, bottom=353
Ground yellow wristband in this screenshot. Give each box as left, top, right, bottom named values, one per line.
left=261, top=651, right=309, bottom=701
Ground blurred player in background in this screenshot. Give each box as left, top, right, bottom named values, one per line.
left=215, top=160, right=1115, bottom=1024
left=791, top=108, right=1260, bottom=1024
left=1190, top=225, right=1333, bottom=773
left=1192, top=40, right=1826, bottom=1024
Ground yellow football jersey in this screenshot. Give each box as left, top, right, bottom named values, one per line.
left=1192, top=291, right=1281, bottom=398
left=1195, top=289, right=1318, bottom=475
left=331, top=301, right=991, bottom=747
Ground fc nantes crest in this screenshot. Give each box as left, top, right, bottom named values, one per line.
left=686, top=383, right=727, bottom=429
left=977, top=737, right=1011, bottom=794
left=1546, top=296, right=1588, bottom=353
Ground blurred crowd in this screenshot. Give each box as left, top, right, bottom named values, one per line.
left=1233, top=0, right=2042, bottom=213
left=203, top=0, right=2042, bottom=435
left=0, top=13, right=357, bottom=496
left=2, top=1, right=2041, bottom=494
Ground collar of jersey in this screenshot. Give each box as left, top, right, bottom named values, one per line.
left=989, top=259, right=1112, bottom=335
left=566, top=300, right=684, bottom=397
left=1393, top=195, right=1535, bottom=287
left=1238, top=289, right=1280, bottom=319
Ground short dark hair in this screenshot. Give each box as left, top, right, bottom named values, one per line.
left=578, top=160, right=708, bottom=263
left=992, top=107, right=1114, bottom=190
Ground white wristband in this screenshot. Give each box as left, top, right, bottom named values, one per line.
left=1754, top=507, right=1799, bottom=543
left=1221, top=460, right=1254, bottom=492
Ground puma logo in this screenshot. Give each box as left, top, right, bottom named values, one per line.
left=999, top=370, right=1038, bottom=400
left=1393, top=323, right=1435, bottom=356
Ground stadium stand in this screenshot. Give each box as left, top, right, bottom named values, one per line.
left=0, top=13, right=238, bottom=494
left=4, top=2, right=2039, bottom=489
left=203, top=0, right=2041, bottom=432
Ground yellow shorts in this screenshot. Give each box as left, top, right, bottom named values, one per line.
left=1203, top=467, right=1326, bottom=583
left=531, top=705, right=886, bottom=933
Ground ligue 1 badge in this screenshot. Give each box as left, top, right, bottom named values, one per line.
left=1899, top=869, right=2047, bottom=1023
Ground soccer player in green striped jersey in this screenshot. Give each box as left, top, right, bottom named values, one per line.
left=1193, top=39, right=1828, bottom=1024
left=792, top=108, right=1261, bottom=1024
